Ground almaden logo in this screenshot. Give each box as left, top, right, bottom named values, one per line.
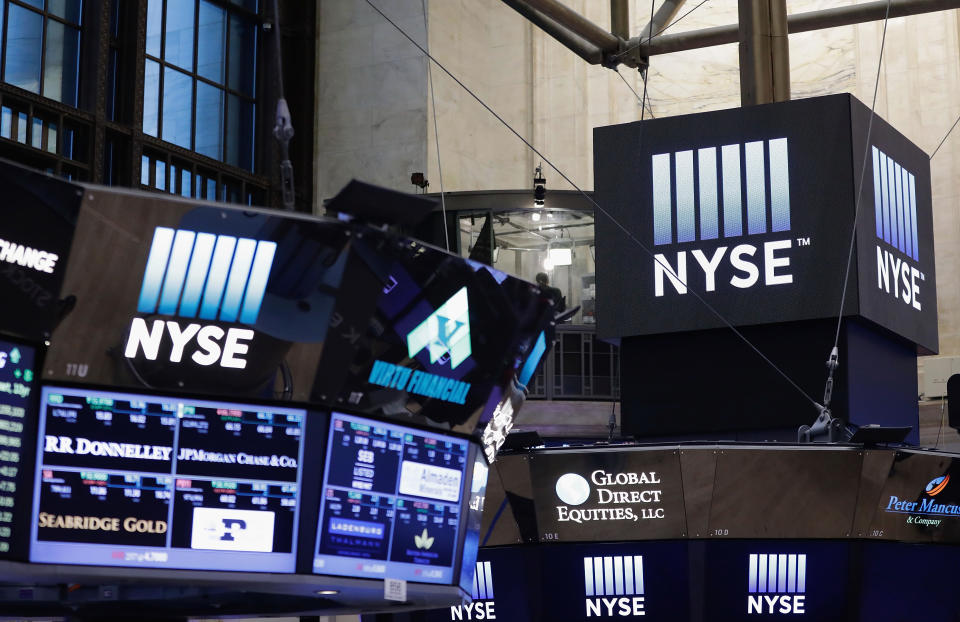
left=553, top=470, right=664, bottom=523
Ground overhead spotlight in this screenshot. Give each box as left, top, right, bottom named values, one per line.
left=533, top=163, right=546, bottom=207
left=531, top=211, right=541, bottom=222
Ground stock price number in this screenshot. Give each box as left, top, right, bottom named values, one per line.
left=357, top=449, right=375, bottom=464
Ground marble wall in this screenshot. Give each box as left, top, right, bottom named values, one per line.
left=315, top=0, right=429, bottom=202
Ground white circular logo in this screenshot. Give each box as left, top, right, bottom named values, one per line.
left=555, top=473, right=590, bottom=506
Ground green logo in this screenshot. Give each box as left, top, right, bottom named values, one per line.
left=414, top=528, right=434, bottom=550
left=8, top=348, right=20, bottom=365
left=406, top=287, right=471, bottom=370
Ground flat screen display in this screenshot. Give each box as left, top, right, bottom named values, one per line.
left=30, top=386, right=307, bottom=571
left=0, top=339, right=35, bottom=559
left=313, top=412, right=472, bottom=584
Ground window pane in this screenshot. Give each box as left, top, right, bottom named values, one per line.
left=180, top=168, right=191, bottom=197
left=0, top=107, right=10, bottom=139
left=197, top=1, right=225, bottom=83
left=165, top=0, right=195, bottom=69
left=5, top=6, right=43, bottom=94
left=19, top=0, right=43, bottom=9
left=195, top=82, right=223, bottom=159
left=141, top=154, right=150, bottom=185
left=226, top=95, right=254, bottom=171
left=162, top=67, right=192, bottom=148
left=155, top=159, right=166, bottom=190
left=228, top=14, right=256, bottom=96
left=146, top=0, right=162, bottom=57
left=48, top=0, right=83, bottom=24
left=30, top=118, right=42, bottom=149
left=143, top=59, right=160, bottom=136
left=43, top=21, right=81, bottom=106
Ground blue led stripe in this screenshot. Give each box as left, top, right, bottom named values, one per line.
left=594, top=557, right=604, bottom=596
left=483, top=561, right=494, bottom=599
left=238, top=240, right=277, bottom=324
left=137, top=227, right=175, bottom=314
left=652, top=153, right=672, bottom=245
left=199, top=235, right=237, bottom=320
left=476, top=560, right=487, bottom=599
left=894, top=162, right=905, bottom=253
left=777, top=554, right=787, bottom=592
left=745, top=140, right=766, bottom=235
left=721, top=144, right=742, bottom=237
left=472, top=564, right=480, bottom=599
left=219, top=237, right=257, bottom=322
left=880, top=152, right=891, bottom=243
left=698, top=147, right=719, bottom=240
left=749, top=554, right=758, bottom=593
left=157, top=230, right=196, bottom=315
left=584, top=557, right=594, bottom=596
left=788, top=554, right=797, bottom=593
left=768, top=553, right=777, bottom=593
left=675, top=150, right=695, bottom=243
left=797, top=555, right=806, bottom=593
left=768, top=138, right=790, bottom=232
left=614, top=556, right=624, bottom=595
left=909, top=173, right=918, bottom=260
left=603, top=557, right=614, bottom=598
left=624, top=556, right=634, bottom=597
left=901, top=166, right=912, bottom=258
left=634, top=556, right=644, bottom=595
left=873, top=147, right=883, bottom=238
left=758, top=554, right=768, bottom=593
left=179, top=232, right=216, bottom=318
left=887, top=157, right=898, bottom=250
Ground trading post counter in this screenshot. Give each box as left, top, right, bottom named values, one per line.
left=0, top=378, right=488, bottom=618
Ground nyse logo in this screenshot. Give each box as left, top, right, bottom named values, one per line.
left=451, top=561, right=495, bottom=620
left=651, top=138, right=795, bottom=297
left=872, top=147, right=923, bottom=310
left=124, top=227, right=277, bottom=369
left=407, top=287, right=472, bottom=370
left=584, top=555, right=645, bottom=617
left=747, top=553, right=806, bottom=615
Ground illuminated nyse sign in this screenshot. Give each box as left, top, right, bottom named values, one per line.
left=450, top=560, right=496, bottom=620
left=124, top=227, right=277, bottom=369
left=747, top=553, right=806, bottom=615
left=872, top=146, right=923, bottom=310
left=554, top=470, right=664, bottom=524
left=584, top=555, right=645, bottom=617
left=652, top=138, right=794, bottom=297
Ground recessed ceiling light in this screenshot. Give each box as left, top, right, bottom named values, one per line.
left=316, top=589, right=339, bottom=596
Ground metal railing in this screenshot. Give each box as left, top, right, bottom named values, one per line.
left=527, top=324, right=620, bottom=400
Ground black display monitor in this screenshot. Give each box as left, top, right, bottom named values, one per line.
left=313, top=412, right=480, bottom=585
left=0, top=338, right=36, bottom=559
left=29, top=386, right=309, bottom=572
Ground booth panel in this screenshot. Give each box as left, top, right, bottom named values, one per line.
left=0, top=338, right=37, bottom=560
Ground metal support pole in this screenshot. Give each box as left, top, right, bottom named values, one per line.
left=611, top=0, right=629, bottom=39
left=770, top=0, right=791, bottom=102
left=738, top=0, right=773, bottom=106
left=640, top=0, right=960, bottom=57
left=501, top=0, right=604, bottom=64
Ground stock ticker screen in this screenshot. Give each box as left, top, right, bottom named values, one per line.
left=29, top=386, right=306, bottom=571
left=0, top=339, right=35, bottom=559
left=313, top=412, right=473, bottom=584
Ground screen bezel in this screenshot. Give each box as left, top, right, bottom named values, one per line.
left=312, top=410, right=481, bottom=586
left=28, top=383, right=321, bottom=573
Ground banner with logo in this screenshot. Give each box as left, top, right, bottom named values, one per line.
left=594, top=93, right=937, bottom=352
left=528, top=450, right=685, bottom=542
left=0, top=163, right=81, bottom=341
left=864, top=450, right=960, bottom=543
left=35, top=183, right=551, bottom=436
